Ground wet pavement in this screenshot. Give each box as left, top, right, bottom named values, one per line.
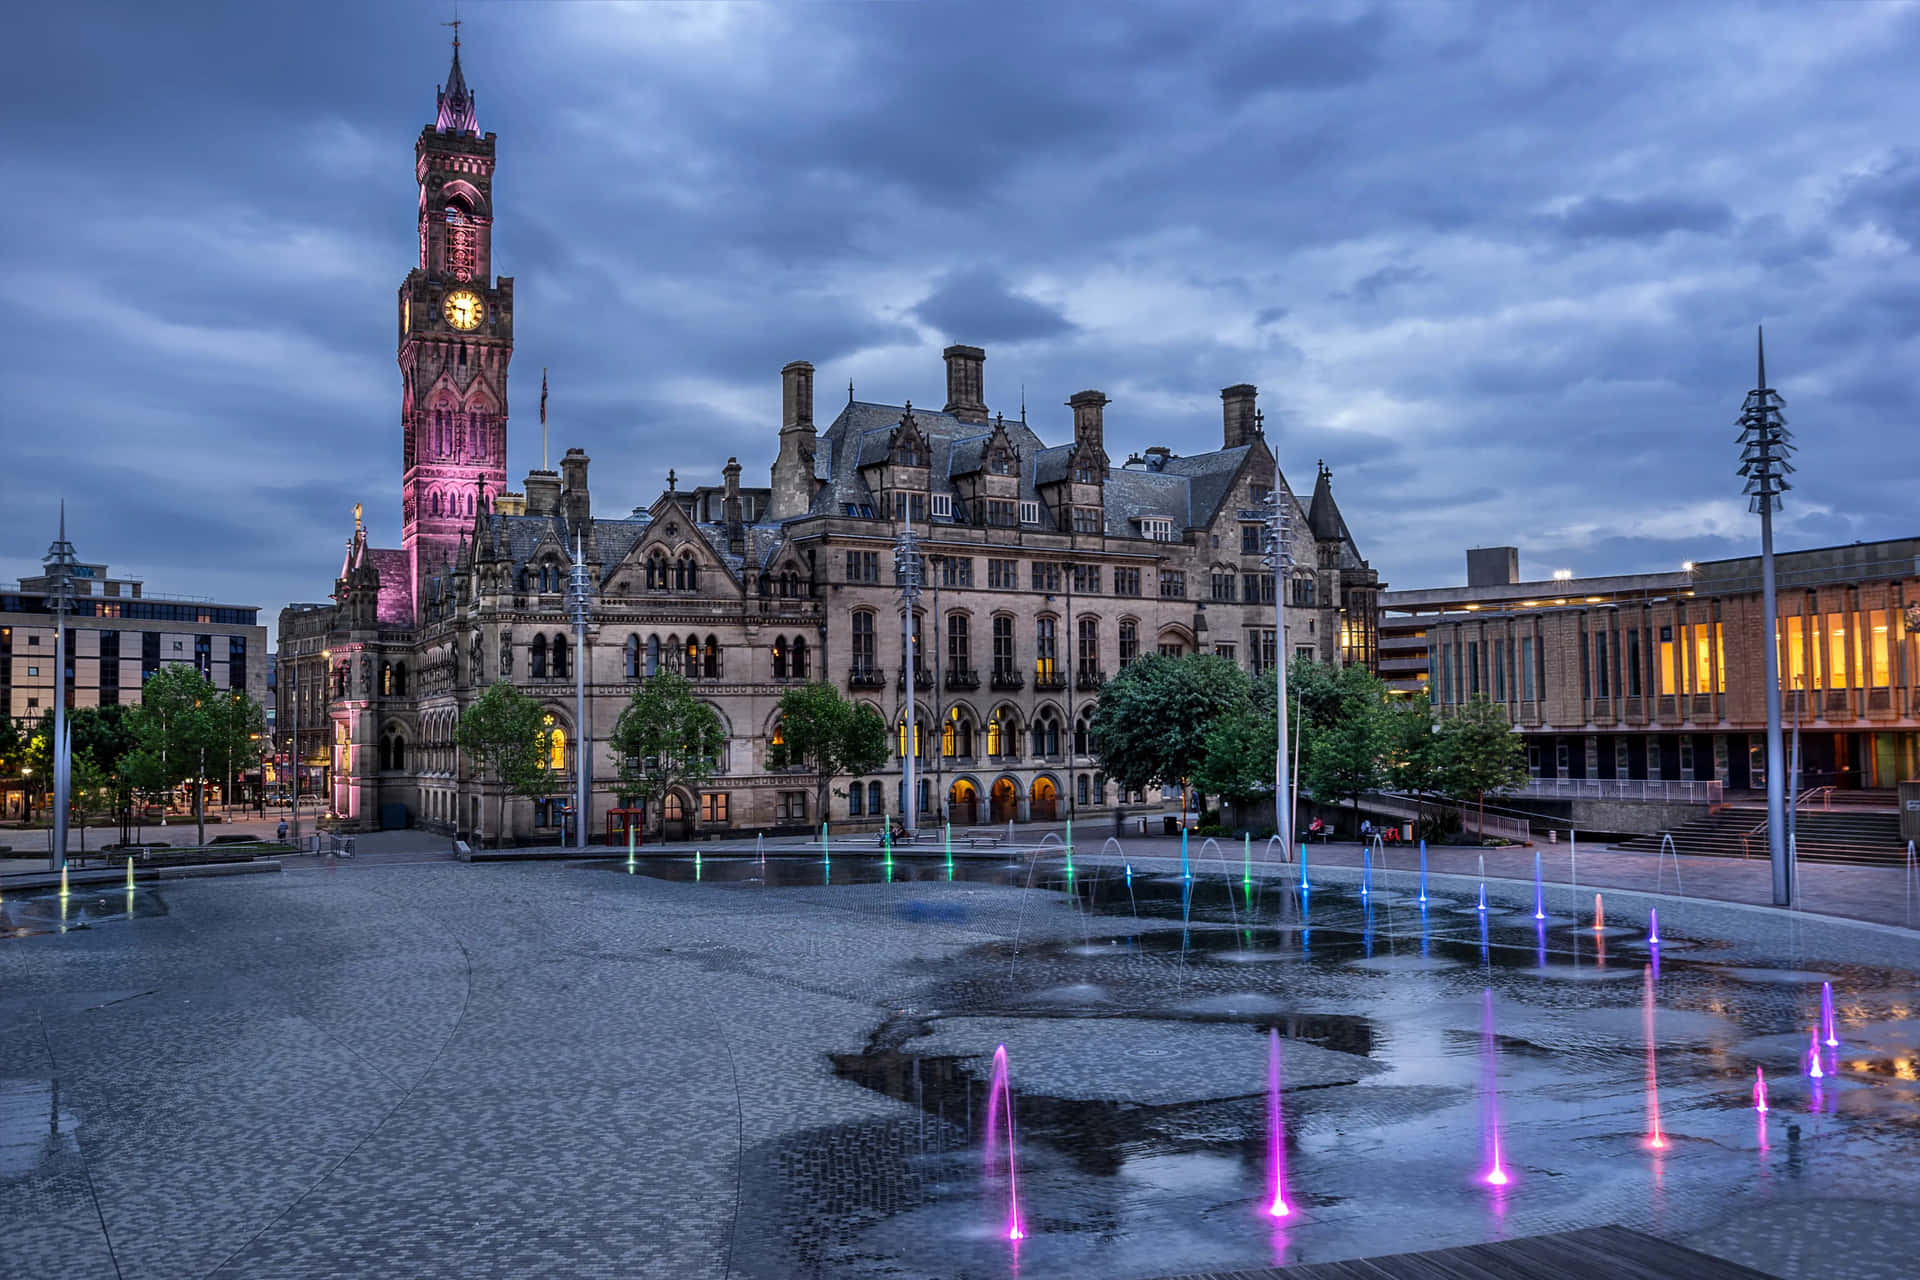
left=0, top=847, right=1917, bottom=1278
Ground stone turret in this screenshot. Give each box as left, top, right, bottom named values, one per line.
left=1069, top=390, right=1109, bottom=463
left=723, top=457, right=744, bottom=553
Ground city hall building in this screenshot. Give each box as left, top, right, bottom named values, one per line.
left=280, top=44, right=1381, bottom=841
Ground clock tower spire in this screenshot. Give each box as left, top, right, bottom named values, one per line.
left=397, top=30, right=513, bottom=617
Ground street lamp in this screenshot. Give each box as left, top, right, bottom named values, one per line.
left=566, top=532, right=593, bottom=850
left=1737, top=326, right=1795, bottom=907
left=43, top=504, right=77, bottom=872
left=1262, top=463, right=1294, bottom=858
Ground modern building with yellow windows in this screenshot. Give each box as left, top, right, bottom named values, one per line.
left=1404, top=537, right=1920, bottom=796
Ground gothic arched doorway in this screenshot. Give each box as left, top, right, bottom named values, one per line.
left=1030, top=776, right=1058, bottom=822
left=990, top=777, right=1020, bottom=825
left=949, top=778, right=980, bottom=827
left=662, top=790, right=693, bottom=842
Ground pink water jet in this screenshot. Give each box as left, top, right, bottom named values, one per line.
left=1643, top=965, right=1668, bottom=1150
left=1265, top=1029, right=1293, bottom=1219
left=1594, top=893, right=1604, bottom=932
left=984, top=1045, right=1025, bottom=1241
left=1806, top=1027, right=1824, bottom=1080
left=1821, top=981, right=1839, bottom=1048
left=1479, top=989, right=1511, bottom=1188
left=1753, top=1066, right=1769, bottom=1112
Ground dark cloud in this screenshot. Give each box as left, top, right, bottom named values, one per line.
left=912, top=268, right=1076, bottom=345
left=3, top=0, right=1918, bottom=616
left=1553, top=195, right=1735, bottom=241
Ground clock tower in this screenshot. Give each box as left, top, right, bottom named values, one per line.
left=397, top=34, right=513, bottom=616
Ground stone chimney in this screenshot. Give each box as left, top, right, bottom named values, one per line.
left=524, top=469, right=561, bottom=516
left=943, top=344, right=988, bottom=424
left=723, top=456, right=744, bottom=553
left=1068, top=390, right=1109, bottom=462
left=1144, top=446, right=1173, bottom=472
left=1221, top=384, right=1260, bottom=449
left=769, top=360, right=818, bottom=522
left=559, top=447, right=591, bottom=525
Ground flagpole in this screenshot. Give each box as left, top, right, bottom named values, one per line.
left=540, top=367, right=550, bottom=471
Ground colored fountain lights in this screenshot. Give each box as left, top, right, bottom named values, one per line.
left=1821, top=981, right=1840, bottom=1049
left=1754, top=1066, right=1769, bottom=1113
left=983, top=1045, right=1025, bottom=1242
left=1531, top=852, right=1545, bottom=921
left=1479, top=989, right=1511, bottom=1188
left=1642, top=965, right=1668, bottom=1150
left=1417, top=839, right=1429, bottom=905
left=1359, top=847, right=1372, bottom=900
left=1264, top=1029, right=1294, bottom=1219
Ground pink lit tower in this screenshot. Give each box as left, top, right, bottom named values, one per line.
left=396, top=27, right=513, bottom=617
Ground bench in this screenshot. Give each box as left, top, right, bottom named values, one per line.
left=965, top=836, right=1000, bottom=848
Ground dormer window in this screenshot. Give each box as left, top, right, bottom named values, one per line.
left=896, top=441, right=927, bottom=468
left=1140, top=517, right=1174, bottom=542
left=930, top=493, right=952, bottom=519
left=1019, top=501, right=1040, bottom=525
left=1073, top=464, right=1098, bottom=484
left=990, top=452, right=1014, bottom=476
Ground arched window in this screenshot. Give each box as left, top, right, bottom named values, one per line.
left=988, top=708, right=1016, bottom=757
left=517, top=567, right=529, bottom=593
left=851, top=612, right=876, bottom=678
left=849, top=780, right=864, bottom=815
left=378, top=735, right=392, bottom=771
left=791, top=635, right=809, bottom=679
left=772, top=637, right=788, bottom=680
left=868, top=780, right=884, bottom=814
left=677, top=553, right=699, bottom=592
left=1119, top=619, right=1140, bottom=667
left=646, top=551, right=669, bottom=591
left=1035, top=617, right=1057, bottom=682
left=431, top=491, right=443, bottom=517
left=1094, top=772, right=1106, bottom=805
left=392, top=735, right=406, bottom=771
left=552, top=633, right=571, bottom=680
left=947, top=614, right=970, bottom=676
left=1074, top=712, right=1092, bottom=757
left=381, top=663, right=394, bottom=697
left=545, top=718, right=567, bottom=772
left=445, top=201, right=477, bottom=280
left=683, top=635, right=699, bottom=676
left=530, top=634, right=548, bottom=678
left=1077, top=774, right=1090, bottom=806
left=394, top=663, right=407, bottom=696
left=992, top=615, right=1015, bottom=677
left=1031, top=709, right=1061, bottom=757
left=625, top=634, right=641, bottom=680
left=897, top=715, right=924, bottom=760
left=647, top=635, right=661, bottom=677
left=1078, top=617, right=1099, bottom=676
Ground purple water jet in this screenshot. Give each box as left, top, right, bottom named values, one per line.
left=1265, top=1029, right=1293, bottom=1219
left=1532, top=852, right=1545, bottom=921
left=1806, top=1027, right=1824, bottom=1080
left=1648, top=907, right=1661, bottom=946
left=1642, top=965, right=1667, bottom=1150
left=1821, top=981, right=1839, bottom=1048
left=1753, top=1066, right=1768, bottom=1113
left=1479, top=989, right=1511, bottom=1188
left=984, top=1045, right=1025, bottom=1241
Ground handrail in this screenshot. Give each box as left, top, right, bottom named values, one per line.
left=1743, top=785, right=1836, bottom=858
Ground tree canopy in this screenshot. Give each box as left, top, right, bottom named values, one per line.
left=123, top=665, right=243, bottom=844
left=767, top=681, right=888, bottom=828
left=457, top=681, right=555, bottom=845
left=1089, top=653, right=1252, bottom=801
left=1297, top=661, right=1390, bottom=830
left=608, top=671, right=727, bottom=836
left=1433, top=696, right=1529, bottom=836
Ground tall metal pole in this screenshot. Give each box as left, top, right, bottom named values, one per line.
left=896, top=519, right=922, bottom=837
left=289, top=643, right=300, bottom=846
left=568, top=532, right=592, bottom=850
left=1265, top=459, right=1293, bottom=857
left=1063, top=556, right=1075, bottom=823
left=1738, top=327, right=1796, bottom=907
left=45, top=503, right=77, bottom=873
left=931, top=556, right=943, bottom=826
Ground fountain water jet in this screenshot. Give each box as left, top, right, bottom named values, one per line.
left=1298, top=844, right=1310, bottom=892
left=983, top=1045, right=1025, bottom=1241
left=1418, top=839, right=1429, bottom=905
left=1180, top=827, right=1191, bottom=881
left=1821, top=981, right=1839, bottom=1048
left=1477, top=882, right=1487, bottom=913
left=1479, top=989, right=1511, bottom=1187
left=1753, top=1066, right=1769, bottom=1113
left=1643, top=965, right=1668, bottom=1149
left=126, top=857, right=135, bottom=891
left=1264, top=1028, right=1293, bottom=1218
left=1648, top=908, right=1661, bottom=946
left=1360, top=847, right=1372, bottom=900
left=1532, top=852, right=1545, bottom=921
left=1806, top=1027, right=1824, bottom=1080
left=1594, top=894, right=1604, bottom=932
left=59, top=865, right=69, bottom=900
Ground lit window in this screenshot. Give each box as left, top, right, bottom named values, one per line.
left=545, top=719, right=567, bottom=772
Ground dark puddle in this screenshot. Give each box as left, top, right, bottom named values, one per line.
left=1, top=886, right=166, bottom=940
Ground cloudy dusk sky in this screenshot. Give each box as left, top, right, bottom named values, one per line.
left=4, top=1, right=1919, bottom=623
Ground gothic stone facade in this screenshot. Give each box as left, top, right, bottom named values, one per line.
left=280, top=50, right=1382, bottom=841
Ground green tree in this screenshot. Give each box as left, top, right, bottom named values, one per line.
left=1089, top=653, right=1252, bottom=815
left=1380, top=694, right=1444, bottom=833
left=608, top=671, right=726, bottom=838
left=208, top=692, right=267, bottom=816
left=1433, top=697, right=1529, bottom=840
left=1194, top=669, right=1279, bottom=820
left=1298, top=662, right=1390, bottom=836
left=456, top=681, right=554, bottom=847
left=767, top=682, right=888, bottom=829
left=124, top=665, right=229, bottom=846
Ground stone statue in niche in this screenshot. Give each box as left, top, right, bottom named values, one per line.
left=500, top=633, right=513, bottom=676
left=471, top=634, right=484, bottom=681
left=359, top=657, right=373, bottom=697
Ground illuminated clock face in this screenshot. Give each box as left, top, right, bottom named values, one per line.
left=443, top=290, right=484, bottom=330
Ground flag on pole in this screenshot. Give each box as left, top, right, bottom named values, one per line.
left=540, top=367, right=549, bottom=469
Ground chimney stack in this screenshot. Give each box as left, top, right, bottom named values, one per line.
left=943, top=344, right=988, bottom=423
left=770, top=360, right=819, bottom=521
left=723, top=457, right=744, bottom=553
left=1221, top=384, right=1260, bottom=449
left=1068, top=390, right=1109, bottom=463
left=524, top=470, right=561, bottom=517
left=559, top=447, right=591, bottom=525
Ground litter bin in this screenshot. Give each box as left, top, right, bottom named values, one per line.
left=1137, top=817, right=1148, bottom=835
left=1163, top=815, right=1181, bottom=836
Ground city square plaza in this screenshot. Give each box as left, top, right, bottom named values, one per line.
left=3, top=828, right=1919, bottom=1279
